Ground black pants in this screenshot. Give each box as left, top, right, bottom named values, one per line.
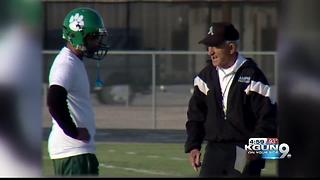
left=199, top=142, right=265, bottom=177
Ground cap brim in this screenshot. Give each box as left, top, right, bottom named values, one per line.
left=198, top=37, right=208, bottom=45
left=198, top=35, right=224, bottom=46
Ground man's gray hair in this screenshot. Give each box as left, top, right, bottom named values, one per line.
left=225, top=40, right=239, bottom=46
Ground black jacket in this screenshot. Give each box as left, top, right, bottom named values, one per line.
left=185, top=58, right=277, bottom=153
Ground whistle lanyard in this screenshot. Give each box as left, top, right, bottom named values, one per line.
left=220, top=72, right=235, bottom=120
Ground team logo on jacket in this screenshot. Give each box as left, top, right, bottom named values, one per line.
left=238, top=76, right=251, bottom=83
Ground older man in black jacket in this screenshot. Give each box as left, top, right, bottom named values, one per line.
left=185, top=22, right=277, bottom=177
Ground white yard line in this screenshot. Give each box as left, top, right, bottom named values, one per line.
left=146, top=155, right=160, bottom=158
left=169, top=157, right=186, bottom=161
left=100, top=163, right=170, bottom=176
left=125, top=151, right=137, bottom=155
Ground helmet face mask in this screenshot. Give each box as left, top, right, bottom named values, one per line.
left=62, top=7, right=109, bottom=60
left=84, top=32, right=109, bottom=60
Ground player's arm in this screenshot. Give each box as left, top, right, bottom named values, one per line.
left=47, top=85, right=89, bottom=141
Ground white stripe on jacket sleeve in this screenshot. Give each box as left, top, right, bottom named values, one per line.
left=194, top=76, right=209, bottom=95
left=244, top=80, right=276, bottom=104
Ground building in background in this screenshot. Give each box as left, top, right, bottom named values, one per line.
left=42, top=0, right=278, bottom=91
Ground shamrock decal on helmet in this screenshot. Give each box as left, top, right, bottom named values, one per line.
left=69, top=13, right=84, bottom=32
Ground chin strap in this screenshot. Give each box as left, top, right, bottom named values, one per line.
left=95, top=60, right=104, bottom=90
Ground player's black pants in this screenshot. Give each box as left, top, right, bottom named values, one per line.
left=199, top=142, right=265, bottom=177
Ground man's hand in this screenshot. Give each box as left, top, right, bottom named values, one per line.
left=76, top=127, right=90, bottom=143
left=189, top=149, right=202, bottom=172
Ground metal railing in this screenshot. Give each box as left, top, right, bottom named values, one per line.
left=43, top=50, right=277, bottom=129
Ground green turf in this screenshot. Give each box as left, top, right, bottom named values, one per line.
left=42, top=142, right=277, bottom=177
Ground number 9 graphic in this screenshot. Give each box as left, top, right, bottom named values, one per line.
left=279, top=143, right=290, bottom=159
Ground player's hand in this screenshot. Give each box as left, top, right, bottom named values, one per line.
left=76, top=127, right=90, bottom=143
left=189, top=149, right=202, bottom=172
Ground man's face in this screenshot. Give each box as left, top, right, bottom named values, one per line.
left=207, top=42, right=234, bottom=68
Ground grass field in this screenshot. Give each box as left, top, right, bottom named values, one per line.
left=42, top=142, right=278, bottom=177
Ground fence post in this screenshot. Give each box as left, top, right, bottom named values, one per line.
left=152, top=53, right=157, bottom=129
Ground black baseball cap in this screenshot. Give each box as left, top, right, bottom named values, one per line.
left=199, top=22, right=239, bottom=46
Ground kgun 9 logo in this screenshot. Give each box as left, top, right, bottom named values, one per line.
left=244, top=138, right=291, bottom=159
